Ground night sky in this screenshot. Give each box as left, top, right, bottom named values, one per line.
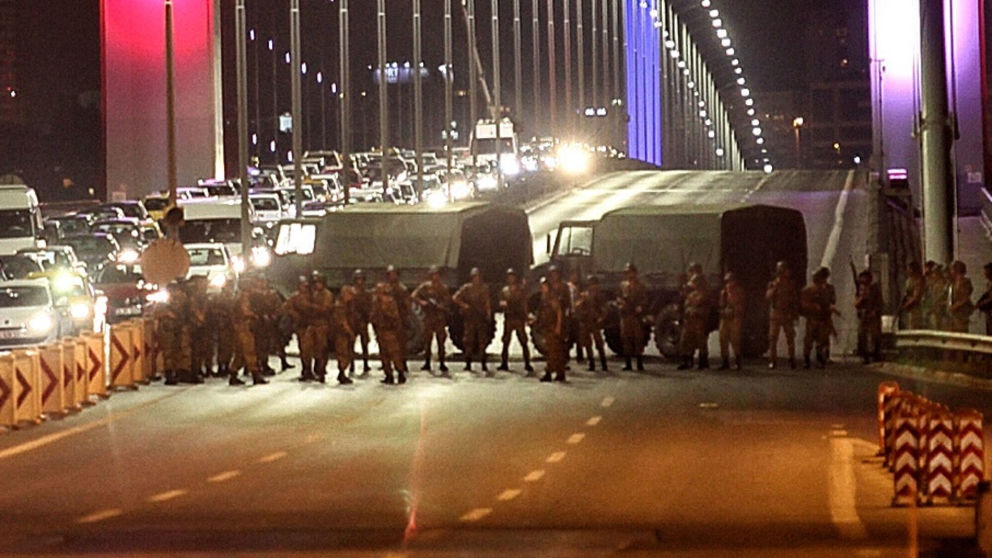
left=4, top=0, right=814, bottom=195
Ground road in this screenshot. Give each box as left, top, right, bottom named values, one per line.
left=0, top=170, right=983, bottom=556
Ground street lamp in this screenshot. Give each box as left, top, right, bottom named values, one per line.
left=792, top=116, right=804, bottom=169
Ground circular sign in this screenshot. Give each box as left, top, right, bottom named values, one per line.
left=140, top=238, right=190, bottom=285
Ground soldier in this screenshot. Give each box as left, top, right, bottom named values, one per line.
left=766, top=260, right=799, bottom=369
left=371, top=282, right=406, bottom=384
left=231, top=276, right=268, bottom=386
left=305, top=272, right=335, bottom=382
left=977, top=263, right=992, bottom=335
left=185, top=275, right=210, bottom=382
left=330, top=286, right=356, bottom=385
left=899, top=261, right=925, bottom=330
left=499, top=268, right=534, bottom=374
left=156, top=281, right=191, bottom=386
left=535, top=277, right=566, bottom=382
left=947, top=260, right=974, bottom=334
left=574, top=274, right=608, bottom=372
left=385, top=265, right=411, bottom=375
left=453, top=267, right=493, bottom=374
left=343, top=269, right=373, bottom=376
left=618, top=262, right=648, bottom=371
left=800, top=267, right=835, bottom=369
left=259, top=277, right=290, bottom=373
left=412, top=266, right=451, bottom=375
left=283, top=276, right=312, bottom=380
left=855, top=270, right=884, bottom=363
left=567, top=271, right=584, bottom=361
left=213, top=281, right=237, bottom=378
left=718, top=272, right=744, bottom=371
left=923, top=261, right=949, bottom=330
left=677, top=276, right=710, bottom=370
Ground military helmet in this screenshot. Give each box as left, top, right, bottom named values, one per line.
left=470, top=267, right=482, bottom=277
left=723, top=272, right=736, bottom=283
left=386, top=264, right=397, bottom=274
left=297, top=275, right=309, bottom=285
left=586, top=274, right=599, bottom=285
left=311, top=270, right=326, bottom=284
left=624, top=262, right=638, bottom=273
left=548, top=265, right=560, bottom=275
left=428, top=265, right=441, bottom=276
left=353, top=269, right=366, bottom=279
left=506, top=267, right=517, bottom=276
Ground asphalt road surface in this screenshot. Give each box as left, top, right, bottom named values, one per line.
left=0, top=171, right=983, bottom=557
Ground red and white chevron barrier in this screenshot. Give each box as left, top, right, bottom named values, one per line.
left=877, top=381, right=899, bottom=457
left=923, top=409, right=955, bottom=504
left=892, top=407, right=920, bottom=506
left=956, top=409, right=985, bottom=502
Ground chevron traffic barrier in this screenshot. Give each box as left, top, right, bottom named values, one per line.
left=74, top=337, right=91, bottom=406
left=923, top=408, right=955, bottom=505
left=883, top=388, right=905, bottom=468
left=61, top=339, right=82, bottom=411
left=131, top=319, right=148, bottom=384
left=892, top=406, right=921, bottom=506
left=109, top=322, right=136, bottom=390
left=38, top=343, right=65, bottom=417
left=886, top=392, right=914, bottom=471
left=12, top=349, right=42, bottom=424
left=955, top=409, right=985, bottom=502
left=877, top=381, right=899, bottom=456
left=83, top=331, right=107, bottom=400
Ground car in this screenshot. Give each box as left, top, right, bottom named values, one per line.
left=0, top=184, right=44, bottom=255
left=138, top=221, right=163, bottom=245
left=77, top=205, right=125, bottom=222
left=93, top=264, right=153, bottom=323
left=16, top=246, right=86, bottom=275
left=0, top=254, right=44, bottom=280
left=184, top=242, right=236, bottom=292
left=249, top=191, right=284, bottom=224
left=61, top=233, right=121, bottom=274
left=44, top=214, right=92, bottom=240
left=197, top=178, right=239, bottom=198
left=28, top=269, right=106, bottom=335
left=0, top=279, right=66, bottom=348
left=143, top=194, right=171, bottom=222
left=100, top=200, right=150, bottom=222
left=90, top=218, right=144, bottom=255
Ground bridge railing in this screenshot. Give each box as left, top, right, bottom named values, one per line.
left=894, top=329, right=992, bottom=379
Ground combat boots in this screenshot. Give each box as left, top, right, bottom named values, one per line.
left=337, top=371, right=353, bottom=385
left=696, top=356, right=709, bottom=371
left=623, top=357, right=633, bottom=371
left=228, top=374, right=245, bottom=386
left=281, top=357, right=294, bottom=371
left=735, top=356, right=743, bottom=371
left=252, top=373, right=268, bottom=385
left=719, top=358, right=731, bottom=371
left=600, top=356, right=608, bottom=372
left=164, top=370, right=178, bottom=385
left=539, top=371, right=553, bottom=382
left=637, top=356, right=645, bottom=371
left=676, top=357, right=692, bottom=370
left=588, top=358, right=596, bottom=372
left=397, top=371, right=407, bottom=384
left=381, top=373, right=395, bottom=385
left=554, top=372, right=567, bottom=383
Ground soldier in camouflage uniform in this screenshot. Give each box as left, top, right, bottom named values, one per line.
left=157, top=281, right=191, bottom=386
left=231, top=276, right=267, bottom=386
left=305, top=272, right=335, bottom=382
left=385, top=265, right=411, bottom=375
left=498, top=268, right=533, bottom=374
left=252, top=277, right=283, bottom=375
left=212, top=281, right=237, bottom=378
left=185, top=275, right=210, bottom=382
left=618, top=263, right=648, bottom=371
left=574, top=275, right=607, bottom=373
left=330, top=285, right=356, bottom=385
left=412, top=266, right=451, bottom=375
left=343, top=269, right=373, bottom=376
left=766, top=261, right=799, bottom=369
left=800, top=267, right=834, bottom=369
left=283, top=276, right=313, bottom=380
left=677, top=276, right=710, bottom=370
left=453, top=267, right=493, bottom=374
left=536, top=277, right=566, bottom=382
left=372, top=283, right=406, bottom=384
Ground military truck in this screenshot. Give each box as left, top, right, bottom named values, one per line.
left=268, top=202, right=533, bottom=353
left=535, top=203, right=807, bottom=358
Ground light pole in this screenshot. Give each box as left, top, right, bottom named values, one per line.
left=413, top=0, right=424, bottom=200
left=513, top=0, right=522, bottom=119
left=563, top=0, right=572, bottom=137
left=235, top=0, right=250, bottom=257
left=165, top=0, right=177, bottom=206
left=444, top=0, right=454, bottom=197
left=492, top=0, right=503, bottom=190
left=547, top=0, right=556, bottom=138
left=531, top=0, right=541, bottom=133
left=377, top=0, right=389, bottom=198
left=576, top=0, right=584, bottom=137
left=792, top=116, right=804, bottom=169
left=339, top=0, right=351, bottom=203
left=467, top=0, right=478, bottom=169
left=591, top=0, right=598, bottom=110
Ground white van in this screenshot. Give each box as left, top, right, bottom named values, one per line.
left=0, top=184, right=43, bottom=255
left=177, top=198, right=267, bottom=270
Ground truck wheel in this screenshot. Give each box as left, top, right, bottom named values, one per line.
left=653, top=304, right=682, bottom=359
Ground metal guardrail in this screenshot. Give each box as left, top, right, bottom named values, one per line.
left=894, top=329, right=992, bottom=378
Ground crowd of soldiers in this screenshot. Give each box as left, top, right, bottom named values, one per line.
left=152, top=256, right=992, bottom=386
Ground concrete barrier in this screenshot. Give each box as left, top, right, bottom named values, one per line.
left=38, top=343, right=65, bottom=417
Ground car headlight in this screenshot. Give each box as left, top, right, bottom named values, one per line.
left=53, top=273, right=76, bottom=293
left=117, top=248, right=140, bottom=264
left=476, top=175, right=497, bottom=191
left=500, top=158, right=521, bottom=176
left=70, top=302, right=91, bottom=320
left=28, top=313, right=54, bottom=334
left=146, top=289, right=170, bottom=304
left=251, top=247, right=272, bottom=268
left=209, top=274, right=227, bottom=289
left=427, top=190, right=448, bottom=208
left=232, top=255, right=246, bottom=273
left=558, top=144, right=589, bottom=174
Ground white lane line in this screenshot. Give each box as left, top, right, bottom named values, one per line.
left=587, top=416, right=602, bottom=426
left=207, top=470, right=241, bottom=483
left=829, top=437, right=868, bottom=540
left=567, top=433, right=586, bottom=445
left=601, top=396, right=615, bottom=408
left=497, top=489, right=522, bottom=501
left=819, top=170, right=855, bottom=269
left=258, top=451, right=288, bottom=463
left=76, top=508, right=123, bottom=524
left=524, top=470, right=545, bottom=482
left=546, top=451, right=566, bottom=463
left=147, top=489, right=188, bottom=503
left=459, top=508, right=492, bottom=522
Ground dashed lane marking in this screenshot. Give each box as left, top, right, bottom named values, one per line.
left=76, top=508, right=123, bottom=524
left=524, top=470, right=545, bottom=482
left=497, top=489, right=522, bottom=501
left=459, top=508, right=492, bottom=522
left=546, top=451, right=566, bottom=463
left=567, top=433, right=585, bottom=444
left=258, top=451, right=288, bottom=463
left=147, top=489, right=188, bottom=503
left=829, top=437, right=868, bottom=540
left=601, top=396, right=615, bottom=408
left=587, top=416, right=602, bottom=426
left=207, top=470, right=241, bottom=483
